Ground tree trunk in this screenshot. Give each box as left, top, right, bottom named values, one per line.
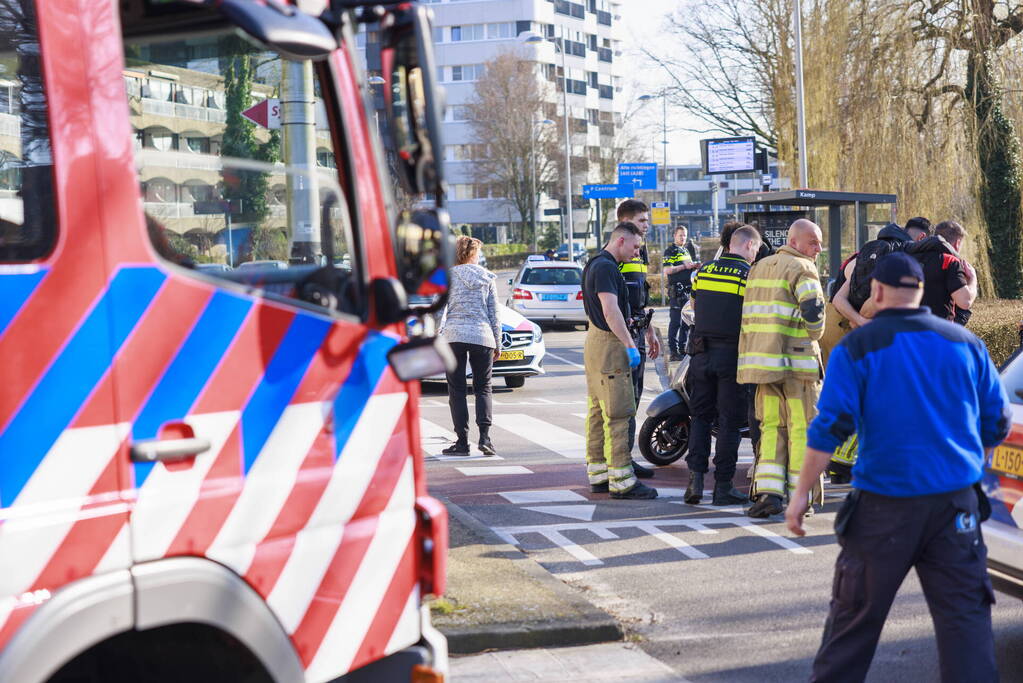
left=966, top=48, right=1023, bottom=298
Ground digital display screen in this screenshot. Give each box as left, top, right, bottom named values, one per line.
left=703, top=137, right=757, bottom=175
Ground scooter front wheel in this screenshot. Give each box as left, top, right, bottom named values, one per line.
left=638, top=413, right=690, bottom=466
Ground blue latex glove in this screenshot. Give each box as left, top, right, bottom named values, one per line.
left=627, top=347, right=641, bottom=369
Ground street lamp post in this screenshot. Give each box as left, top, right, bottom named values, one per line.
left=793, top=0, right=809, bottom=187
left=639, top=92, right=670, bottom=302
left=530, top=118, right=554, bottom=253
left=520, top=30, right=574, bottom=262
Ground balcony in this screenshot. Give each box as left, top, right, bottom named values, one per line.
left=597, top=47, right=613, bottom=63
left=598, top=85, right=613, bottom=100
left=142, top=98, right=227, bottom=123
left=597, top=10, right=612, bottom=26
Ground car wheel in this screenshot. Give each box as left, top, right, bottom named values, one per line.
left=504, top=376, right=526, bottom=389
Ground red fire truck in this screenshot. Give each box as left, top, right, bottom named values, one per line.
left=0, top=1, right=454, bottom=681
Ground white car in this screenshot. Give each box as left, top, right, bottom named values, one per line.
left=507, top=256, right=587, bottom=326
left=409, top=300, right=546, bottom=389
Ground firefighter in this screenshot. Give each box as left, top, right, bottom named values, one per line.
left=581, top=222, right=659, bottom=499
left=737, top=219, right=827, bottom=518
left=684, top=225, right=762, bottom=506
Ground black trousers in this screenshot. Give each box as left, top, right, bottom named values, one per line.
left=667, top=306, right=690, bottom=355
left=445, top=342, right=494, bottom=443
left=627, top=330, right=646, bottom=451
left=685, top=345, right=744, bottom=483
left=812, top=486, right=997, bottom=683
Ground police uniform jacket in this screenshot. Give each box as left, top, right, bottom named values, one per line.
left=737, top=245, right=825, bottom=384
left=691, top=252, right=749, bottom=344
left=664, top=242, right=698, bottom=290
left=618, top=245, right=648, bottom=318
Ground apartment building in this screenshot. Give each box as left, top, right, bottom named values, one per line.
left=360, top=0, right=624, bottom=242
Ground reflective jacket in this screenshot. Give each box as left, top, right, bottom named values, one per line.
left=618, top=245, right=649, bottom=314
left=737, top=245, right=825, bottom=384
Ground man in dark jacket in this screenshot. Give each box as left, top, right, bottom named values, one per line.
left=905, top=219, right=977, bottom=323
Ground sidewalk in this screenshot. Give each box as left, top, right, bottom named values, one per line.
left=433, top=502, right=622, bottom=654
left=450, top=642, right=685, bottom=682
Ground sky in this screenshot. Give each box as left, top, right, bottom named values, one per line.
left=618, top=0, right=705, bottom=166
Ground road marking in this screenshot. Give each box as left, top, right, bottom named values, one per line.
left=499, top=490, right=586, bottom=504
left=544, top=351, right=585, bottom=369
left=493, top=517, right=811, bottom=565
left=492, top=414, right=585, bottom=459
left=524, top=504, right=596, bottom=521
left=636, top=523, right=709, bottom=559
left=538, top=528, right=602, bottom=565
left=419, top=418, right=504, bottom=460
left=456, top=466, right=532, bottom=476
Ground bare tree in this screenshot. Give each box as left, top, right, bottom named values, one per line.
left=465, top=51, right=561, bottom=247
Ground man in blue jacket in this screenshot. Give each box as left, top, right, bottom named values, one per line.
left=786, top=252, right=1010, bottom=683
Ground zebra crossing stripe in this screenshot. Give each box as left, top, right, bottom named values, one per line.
left=491, top=414, right=585, bottom=459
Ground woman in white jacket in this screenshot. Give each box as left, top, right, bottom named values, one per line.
left=439, top=236, right=501, bottom=455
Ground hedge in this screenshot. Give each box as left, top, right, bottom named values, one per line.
left=967, top=299, right=1023, bottom=367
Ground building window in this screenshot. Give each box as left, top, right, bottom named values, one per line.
left=486, top=22, right=513, bottom=39
left=450, top=24, right=485, bottom=42
left=451, top=64, right=485, bottom=82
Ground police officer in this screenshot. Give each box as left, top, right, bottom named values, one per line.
left=581, top=222, right=659, bottom=499
left=615, top=200, right=659, bottom=474
left=738, top=219, right=826, bottom=518
left=684, top=226, right=761, bottom=506
left=663, top=224, right=700, bottom=361
left=787, top=252, right=1010, bottom=682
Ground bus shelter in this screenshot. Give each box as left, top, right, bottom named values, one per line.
left=728, top=189, right=897, bottom=279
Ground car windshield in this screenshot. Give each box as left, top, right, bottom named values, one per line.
left=522, top=268, right=581, bottom=286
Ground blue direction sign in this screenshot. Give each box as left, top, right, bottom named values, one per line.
left=618, top=163, right=658, bottom=190
left=582, top=183, right=634, bottom=199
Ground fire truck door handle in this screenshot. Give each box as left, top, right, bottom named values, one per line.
left=130, top=438, right=211, bottom=463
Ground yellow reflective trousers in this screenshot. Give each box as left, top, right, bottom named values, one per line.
left=819, top=301, right=858, bottom=470
left=584, top=327, right=638, bottom=493
left=752, top=378, right=823, bottom=503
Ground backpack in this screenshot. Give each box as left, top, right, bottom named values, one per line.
left=847, top=238, right=908, bottom=311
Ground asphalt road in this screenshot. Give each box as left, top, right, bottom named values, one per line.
left=425, top=271, right=1023, bottom=681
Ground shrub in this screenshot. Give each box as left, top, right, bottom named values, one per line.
left=968, top=299, right=1023, bottom=367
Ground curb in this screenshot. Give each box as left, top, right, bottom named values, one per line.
left=441, top=500, right=623, bottom=654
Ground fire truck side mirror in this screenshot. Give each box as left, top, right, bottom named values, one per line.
left=387, top=336, right=456, bottom=382
left=378, top=4, right=444, bottom=199
left=392, top=208, right=452, bottom=314
left=215, top=0, right=338, bottom=60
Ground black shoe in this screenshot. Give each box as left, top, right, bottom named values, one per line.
left=711, top=482, right=747, bottom=506
left=611, top=482, right=658, bottom=500
left=632, top=460, right=655, bottom=479
left=478, top=438, right=497, bottom=456
left=747, top=493, right=784, bottom=518
left=684, top=471, right=705, bottom=504
left=441, top=441, right=470, bottom=456
left=669, top=352, right=683, bottom=362
left=590, top=482, right=609, bottom=493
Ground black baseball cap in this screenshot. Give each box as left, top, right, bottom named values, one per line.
left=871, top=252, right=924, bottom=289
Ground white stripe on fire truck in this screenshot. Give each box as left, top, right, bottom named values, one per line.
left=131, top=410, right=241, bottom=561
left=266, top=392, right=408, bottom=632
left=383, top=585, right=422, bottom=657
left=305, top=460, right=417, bottom=682
left=205, top=402, right=331, bottom=572
left=0, top=423, right=127, bottom=599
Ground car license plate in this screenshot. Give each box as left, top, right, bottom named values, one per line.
left=991, top=444, right=1023, bottom=480
left=541, top=293, right=567, bottom=301
left=498, top=350, right=525, bottom=361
